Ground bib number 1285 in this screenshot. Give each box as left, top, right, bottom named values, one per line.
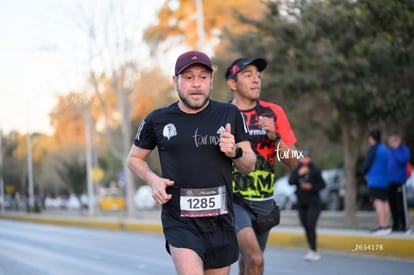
left=180, top=186, right=228, bottom=217
left=186, top=197, right=216, bottom=209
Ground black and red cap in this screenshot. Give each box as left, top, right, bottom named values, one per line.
left=225, top=58, right=267, bottom=80
left=175, top=50, right=213, bottom=75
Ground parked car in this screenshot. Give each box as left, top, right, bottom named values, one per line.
left=66, top=194, right=81, bottom=210
left=98, top=191, right=126, bottom=211
left=135, top=185, right=156, bottom=209
left=320, top=168, right=344, bottom=211
left=274, top=176, right=296, bottom=210
left=0, top=194, right=13, bottom=210
left=44, top=196, right=66, bottom=209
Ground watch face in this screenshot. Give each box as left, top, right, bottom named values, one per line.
left=234, top=147, right=243, bottom=159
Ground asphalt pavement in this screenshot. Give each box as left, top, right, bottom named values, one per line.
left=1, top=208, right=413, bottom=260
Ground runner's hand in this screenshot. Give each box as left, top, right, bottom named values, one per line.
left=219, top=123, right=237, bottom=158
left=258, top=116, right=276, bottom=135
left=151, top=178, right=174, bottom=205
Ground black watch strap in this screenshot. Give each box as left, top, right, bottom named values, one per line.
left=231, top=146, right=243, bottom=159
left=275, top=132, right=280, bottom=142
left=272, top=132, right=281, bottom=142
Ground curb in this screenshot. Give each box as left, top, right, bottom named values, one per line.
left=267, top=230, right=414, bottom=259
left=0, top=214, right=163, bottom=234
left=2, top=213, right=413, bottom=259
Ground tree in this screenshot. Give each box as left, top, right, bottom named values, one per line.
left=49, top=92, right=88, bottom=147
left=144, top=0, right=269, bottom=102
left=64, top=0, right=168, bottom=217
left=226, top=0, right=414, bottom=227
left=1, top=131, right=26, bottom=195
left=144, top=0, right=267, bottom=53
left=1, top=130, right=58, bottom=202
left=52, top=144, right=87, bottom=196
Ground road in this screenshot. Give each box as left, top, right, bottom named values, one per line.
left=0, top=220, right=413, bottom=275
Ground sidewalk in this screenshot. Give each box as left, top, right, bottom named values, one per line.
left=1, top=209, right=414, bottom=260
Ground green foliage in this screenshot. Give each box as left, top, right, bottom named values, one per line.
left=3, top=156, right=24, bottom=191
left=222, top=0, right=414, bottom=221
left=2, top=132, right=27, bottom=194
left=52, top=144, right=87, bottom=196
left=97, top=149, right=123, bottom=186
left=226, top=0, right=414, bottom=145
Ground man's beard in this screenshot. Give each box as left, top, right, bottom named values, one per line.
left=178, top=90, right=210, bottom=110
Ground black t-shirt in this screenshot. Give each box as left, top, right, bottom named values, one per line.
left=134, top=100, right=250, bottom=232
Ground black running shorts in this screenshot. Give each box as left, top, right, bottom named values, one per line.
left=164, top=226, right=239, bottom=269
left=369, top=187, right=388, bottom=201
left=233, top=201, right=272, bottom=250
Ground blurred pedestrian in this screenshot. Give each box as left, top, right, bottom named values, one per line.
left=225, top=57, right=297, bottom=274
left=361, top=129, right=391, bottom=236
left=127, top=50, right=256, bottom=275
left=13, top=191, right=20, bottom=211
left=289, top=150, right=326, bottom=261
left=387, top=133, right=411, bottom=233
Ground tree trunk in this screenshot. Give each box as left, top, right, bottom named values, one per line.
left=118, top=89, right=137, bottom=218
left=341, top=112, right=358, bottom=228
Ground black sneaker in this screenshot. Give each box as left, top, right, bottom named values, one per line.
left=370, top=226, right=382, bottom=232
left=392, top=227, right=411, bottom=234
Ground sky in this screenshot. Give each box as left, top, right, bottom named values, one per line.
left=0, top=0, right=164, bottom=135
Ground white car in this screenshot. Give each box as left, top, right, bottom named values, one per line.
left=320, top=169, right=344, bottom=211
left=135, top=185, right=156, bottom=209
left=66, top=194, right=81, bottom=210
left=274, top=175, right=297, bottom=210
left=44, top=196, right=66, bottom=209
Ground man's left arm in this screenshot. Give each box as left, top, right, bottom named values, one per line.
left=232, top=140, right=257, bottom=174
left=219, top=123, right=256, bottom=174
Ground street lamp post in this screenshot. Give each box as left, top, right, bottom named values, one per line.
left=26, top=103, right=34, bottom=211
left=83, top=104, right=95, bottom=216
left=0, top=131, right=4, bottom=213
left=26, top=132, right=34, bottom=211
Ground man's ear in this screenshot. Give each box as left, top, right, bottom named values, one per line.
left=226, top=78, right=236, bottom=91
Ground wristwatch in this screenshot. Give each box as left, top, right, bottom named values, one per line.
left=270, top=132, right=281, bottom=142
left=275, top=132, right=281, bottom=142
left=231, top=146, right=243, bottom=159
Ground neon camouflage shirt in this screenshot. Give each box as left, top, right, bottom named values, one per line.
left=233, top=100, right=296, bottom=200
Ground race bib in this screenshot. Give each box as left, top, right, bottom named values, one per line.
left=180, top=186, right=228, bottom=218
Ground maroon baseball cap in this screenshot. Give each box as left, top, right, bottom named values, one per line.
left=225, top=58, right=267, bottom=80
left=175, top=50, right=213, bottom=75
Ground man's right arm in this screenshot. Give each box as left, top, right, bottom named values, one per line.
left=127, top=145, right=156, bottom=183
left=127, top=145, right=173, bottom=204
left=273, top=105, right=298, bottom=170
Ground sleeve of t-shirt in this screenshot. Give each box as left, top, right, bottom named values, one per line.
left=133, top=111, right=157, bottom=150
left=234, top=108, right=251, bottom=143
left=312, top=168, right=327, bottom=191
left=392, top=146, right=411, bottom=166
left=288, top=166, right=300, bottom=186
left=274, top=105, right=296, bottom=147
left=361, top=145, right=377, bottom=175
